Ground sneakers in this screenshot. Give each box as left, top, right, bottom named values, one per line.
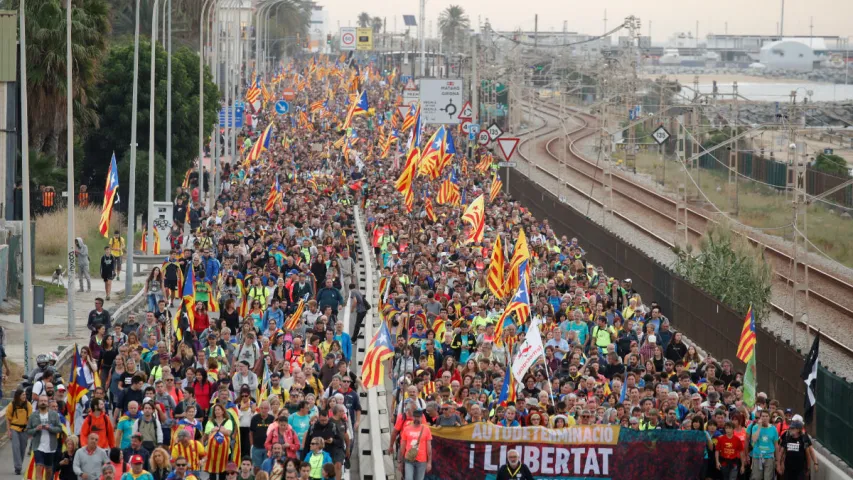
left=106, top=295, right=111, bottom=300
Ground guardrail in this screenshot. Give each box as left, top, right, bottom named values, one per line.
left=352, top=205, right=393, bottom=480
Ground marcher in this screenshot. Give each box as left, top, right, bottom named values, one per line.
left=76, top=237, right=92, bottom=292
left=495, top=449, right=535, bottom=480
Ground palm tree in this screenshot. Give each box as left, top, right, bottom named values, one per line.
left=21, top=0, right=110, bottom=165
left=356, top=12, right=371, bottom=28
left=371, top=17, right=383, bottom=34
left=438, top=5, right=469, bottom=50
left=267, top=0, right=311, bottom=57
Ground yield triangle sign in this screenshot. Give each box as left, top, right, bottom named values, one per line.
left=405, top=78, right=417, bottom=90
left=458, top=101, right=473, bottom=120
left=397, top=106, right=410, bottom=119
left=497, top=137, right=520, bottom=160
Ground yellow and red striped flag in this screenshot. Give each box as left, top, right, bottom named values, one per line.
left=283, top=300, right=306, bottom=331
left=362, top=321, right=395, bottom=390
left=425, top=196, right=437, bottom=222
left=461, top=195, right=485, bottom=244
left=487, top=234, right=506, bottom=299
left=489, top=174, right=503, bottom=202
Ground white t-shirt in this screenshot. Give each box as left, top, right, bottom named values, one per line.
left=37, top=412, right=52, bottom=453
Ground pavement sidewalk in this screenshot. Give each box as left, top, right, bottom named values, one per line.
left=0, top=267, right=153, bottom=371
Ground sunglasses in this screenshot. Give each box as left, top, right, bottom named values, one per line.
left=176, top=464, right=187, bottom=468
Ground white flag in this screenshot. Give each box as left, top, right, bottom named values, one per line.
left=511, top=323, right=545, bottom=382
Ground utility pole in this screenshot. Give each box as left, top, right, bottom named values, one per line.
left=780, top=0, right=785, bottom=37
left=603, top=9, right=607, bottom=35
left=675, top=114, right=688, bottom=247
left=624, top=16, right=640, bottom=173
left=598, top=74, right=614, bottom=227
left=534, top=14, right=538, bottom=49
left=728, top=81, right=739, bottom=215
left=471, top=34, right=479, bottom=124
left=658, top=80, right=667, bottom=186
left=65, top=0, right=75, bottom=336
left=125, top=0, right=141, bottom=295
left=789, top=91, right=809, bottom=349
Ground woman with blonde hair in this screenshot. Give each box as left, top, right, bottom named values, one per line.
left=149, top=447, right=172, bottom=480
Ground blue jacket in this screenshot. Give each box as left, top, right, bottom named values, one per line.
left=335, top=332, right=352, bottom=361
left=203, top=256, right=221, bottom=282
left=316, top=287, right=344, bottom=311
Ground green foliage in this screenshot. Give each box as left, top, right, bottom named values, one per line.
left=83, top=38, right=219, bottom=198
left=117, top=150, right=167, bottom=218
left=813, top=153, right=849, bottom=177
left=28, top=149, right=68, bottom=189
left=17, top=0, right=110, bottom=163
left=438, top=5, right=470, bottom=47
left=673, top=223, right=772, bottom=322
left=357, top=12, right=371, bottom=28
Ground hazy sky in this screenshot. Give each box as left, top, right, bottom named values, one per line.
left=323, top=0, right=853, bottom=43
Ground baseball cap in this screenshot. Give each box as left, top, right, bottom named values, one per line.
left=413, top=408, right=424, bottom=417
left=225, top=463, right=238, bottom=472
left=130, top=455, right=144, bottom=465
left=57, top=384, right=67, bottom=391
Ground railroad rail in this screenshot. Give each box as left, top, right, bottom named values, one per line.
left=512, top=98, right=853, bottom=359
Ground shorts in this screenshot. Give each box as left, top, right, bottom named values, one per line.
left=33, top=450, right=54, bottom=466
left=329, top=447, right=346, bottom=464
left=102, top=273, right=114, bottom=282
left=165, top=279, right=179, bottom=290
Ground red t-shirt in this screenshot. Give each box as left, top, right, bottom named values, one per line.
left=717, top=434, right=744, bottom=460
left=400, top=424, right=432, bottom=463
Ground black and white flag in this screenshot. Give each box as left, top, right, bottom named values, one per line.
left=801, top=335, right=820, bottom=424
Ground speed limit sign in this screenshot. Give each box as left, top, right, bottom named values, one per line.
left=477, top=130, right=490, bottom=146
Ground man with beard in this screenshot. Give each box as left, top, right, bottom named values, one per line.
left=495, top=449, right=535, bottom=480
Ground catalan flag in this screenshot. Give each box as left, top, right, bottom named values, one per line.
left=424, top=196, right=437, bottom=222
left=247, top=122, right=274, bottom=164
left=436, top=177, right=460, bottom=206
left=736, top=305, right=756, bottom=363
left=361, top=320, right=395, bottom=390
left=477, top=153, right=493, bottom=172
left=461, top=194, right=485, bottom=244
left=309, top=100, right=324, bottom=113
left=489, top=174, right=503, bottom=202
left=505, top=229, right=530, bottom=294
left=207, top=283, right=219, bottom=313
left=402, top=103, right=418, bottom=132
left=487, top=234, right=506, bottom=299
left=265, top=176, right=282, bottom=213
left=67, top=344, right=91, bottom=431
left=283, top=300, right=306, bottom=331
left=395, top=148, right=419, bottom=212
left=419, top=126, right=446, bottom=178
left=496, top=360, right=517, bottom=406
left=343, top=90, right=368, bottom=128
left=98, top=153, right=120, bottom=237
left=495, top=260, right=531, bottom=339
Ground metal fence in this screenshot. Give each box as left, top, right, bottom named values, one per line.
left=816, top=366, right=853, bottom=468
left=500, top=167, right=851, bottom=446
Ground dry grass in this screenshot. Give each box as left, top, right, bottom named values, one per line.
left=35, top=207, right=125, bottom=276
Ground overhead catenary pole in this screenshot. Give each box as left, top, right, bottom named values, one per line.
left=126, top=0, right=141, bottom=294
left=199, top=0, right=213, bottom=214
left=65, top=0, right=76, bottom=336
left=471, top=33, right=478, bottom=124
left=20, top=0, right=34, bottom=374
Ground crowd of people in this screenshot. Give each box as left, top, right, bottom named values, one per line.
left=2, top=53, right=821, bottom=480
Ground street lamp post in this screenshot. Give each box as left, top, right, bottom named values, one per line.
left=199, top=0, right=215, bottom=212
left=125, top=0, right=141, bottom=294
left=20, top=0, right=34, bottom=374
left=147, top=0, right=160, bottom=254
left=165, top=0, right=173, bottom=199
left=65, top=0, right=75, bottom=336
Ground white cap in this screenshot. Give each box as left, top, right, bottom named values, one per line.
left=648, top=335, right=657, bottom=343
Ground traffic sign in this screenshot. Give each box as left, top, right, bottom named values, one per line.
left=458, top=101, right=473, bottom=120
left=497, top=161, right=517, bottom=168
left=282, top=88, right=295, bottom=100
left=486, top=122, right=504, bottom=141
left=651, top=125, right=670, bottom=145
left=468, top=123, right=480, bottom=134
left=340, top=27, right=356, bottom=50
left=460, top=120, right=471, bottom=136
left=275, top=100, right=290, bottom=115
left=477, top=131, right=490, bottom=146
left=469, top=130, right=476, bottom=141
left=400, top=75, right=412, bottom=85
left=497, top=137, right=520, bottom=160
left=218, top=106, right=244, bottom=128
left=419, top=78, right=463, bottom=125
left=404, top=78, right=417, bottom=90
left=824, top=148, right=834, bottom=155
left=397, top=106, right=410, bottom=119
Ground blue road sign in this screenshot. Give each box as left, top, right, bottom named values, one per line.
left=401, top=75, right=412, bottom=85
left=218, top=106, right=244, bottom=127
left=275, top=101, right=290, bottom=115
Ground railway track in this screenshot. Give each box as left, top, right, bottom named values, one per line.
left=514, top=98, right=853, bottom=358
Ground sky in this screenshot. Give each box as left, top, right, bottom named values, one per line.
left=321, top=0, right=853, bottom=44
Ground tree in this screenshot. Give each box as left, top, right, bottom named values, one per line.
left=17, top=0, right=110, bottom=164
left=267, top=0, right=312, bottom=59
left=813, top=153, right=850, bottom=177
left=371, top=16, right=383, bottom=34
left=673, top=223, right=772, bottom=322
left=357, top=12, right=371, bottom=28
left=438, top=5, right=469, bottom=48
left=82, top=38, right=220, bottom=205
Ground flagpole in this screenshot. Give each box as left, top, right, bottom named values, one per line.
left=147, top=0, right=160, bottom=255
